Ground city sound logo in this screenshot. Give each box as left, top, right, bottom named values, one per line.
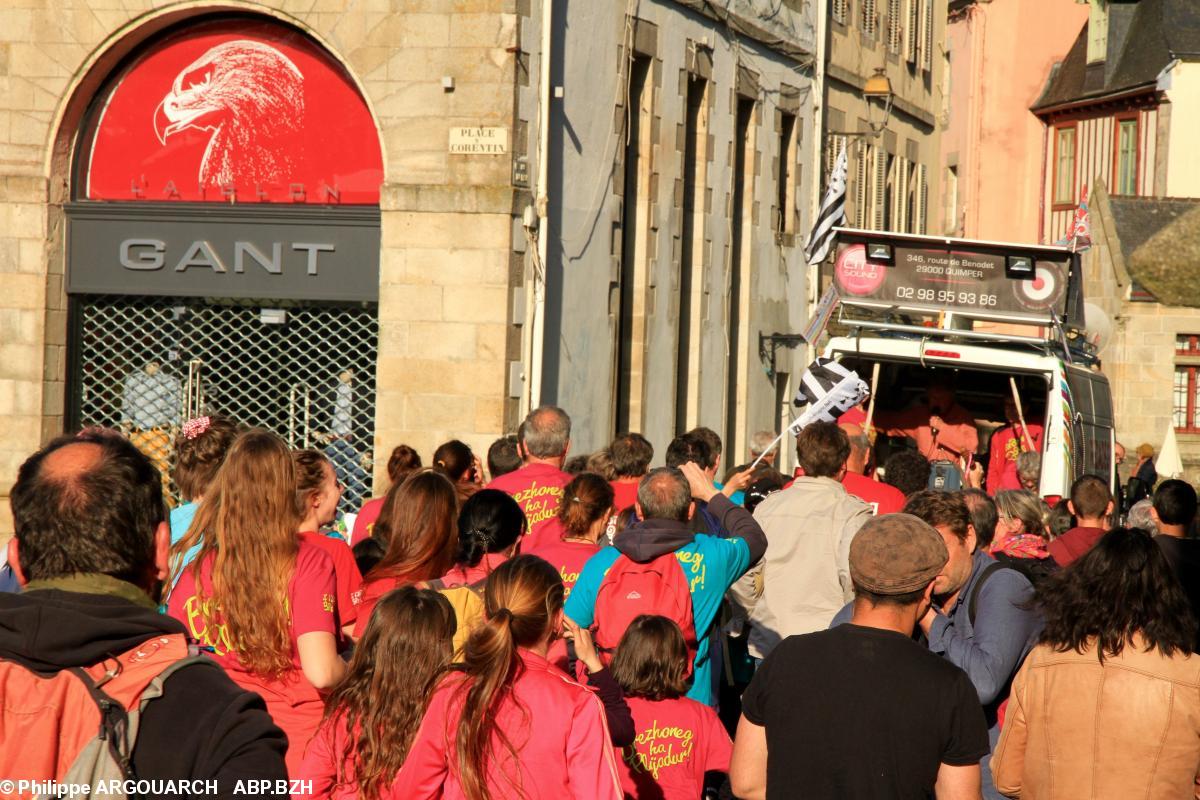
left=834, top=244, right=886, bottom=296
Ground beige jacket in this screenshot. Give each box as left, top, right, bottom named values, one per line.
left=730, top=476, right=871, bottom=659
left=992, top=639, right=1200, bottom=799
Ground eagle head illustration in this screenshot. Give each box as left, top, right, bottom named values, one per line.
left=154, top=40, right=305, bottom=190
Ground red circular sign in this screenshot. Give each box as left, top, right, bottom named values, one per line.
left=834, top=244, right=885, bottom=296
left=84, top=19, right=383, bottom=205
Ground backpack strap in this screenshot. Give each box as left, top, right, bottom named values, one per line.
left=68, top=667, right=139, bottom=788
left=968, top=561, right=1007, bottom=628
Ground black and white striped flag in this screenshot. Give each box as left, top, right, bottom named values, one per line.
left=747, top=357, right=869, bottom=470
left=803, top=148, right=848, bottom=266
left=792, top=357, right=869, bottom=424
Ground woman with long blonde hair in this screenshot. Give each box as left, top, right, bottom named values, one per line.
left=166, top=429, right=346, bottom=774
left=396, top=555, right=622, bottom=800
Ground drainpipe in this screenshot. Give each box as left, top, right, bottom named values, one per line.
left=525, top=0, right=553, bottom=414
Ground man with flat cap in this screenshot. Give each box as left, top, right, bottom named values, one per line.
left=730, top=514, right=990, bottom=800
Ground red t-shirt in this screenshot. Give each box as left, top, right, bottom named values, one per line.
left=166, top=539, right=337, bottom=774
left=610, top=480, right=640, bottom=513
left=352, top=573, right=407, bottom=639
left=487, top=463, right=573, bottom=548
left=1047, top=526, right=1106, bottom=567
left=841, top=472, right=906, bottom=515
left=526, top=530, right=601, bottom=672
left=617, top=696, right=732, bottom=800
left=350, top=497, right=385, bottom=547
left=299, top=531, right=362, bottom=634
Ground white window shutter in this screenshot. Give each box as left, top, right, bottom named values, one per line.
left=873, top=148, right=887, bottom=230
left=919, top=164, right=929, bottom=235
left=923, top=0, right=934, bottom=71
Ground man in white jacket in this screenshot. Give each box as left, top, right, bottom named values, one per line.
left=732, top=422, right=871, bottom=660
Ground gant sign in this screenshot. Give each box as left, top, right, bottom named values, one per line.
left=119, top=239, right=335, bottom=275
left=66, top=203, right=380, bottom=302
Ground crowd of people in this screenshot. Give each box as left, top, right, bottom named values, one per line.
left=3, top=392, right=1200, bottom=800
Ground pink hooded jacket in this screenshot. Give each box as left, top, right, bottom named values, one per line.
left=395, top=649, right=623, bottom=800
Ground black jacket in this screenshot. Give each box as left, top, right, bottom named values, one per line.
left=614, top=493, right=768, bottom=565
left=0, top=587, right=289, bottom=798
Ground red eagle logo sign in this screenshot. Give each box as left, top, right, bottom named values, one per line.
left=86, top=20, right=383, bottom=205
left=154, top=40, right=304, bottom=191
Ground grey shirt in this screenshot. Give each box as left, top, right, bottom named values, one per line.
left=121, top=368, right=180, bottom=429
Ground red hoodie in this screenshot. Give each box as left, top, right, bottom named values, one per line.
left=395, top=650, right=622, bottom=800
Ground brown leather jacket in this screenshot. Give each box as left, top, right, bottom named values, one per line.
left=992, top=639, right=1200, bottom=798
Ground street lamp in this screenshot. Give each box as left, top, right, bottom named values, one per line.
left=827, top=67, right=895, bottom=140
left=862, top=68, right=894, bottom=135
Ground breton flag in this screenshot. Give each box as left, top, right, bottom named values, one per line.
left=1056, top=185, right=1092, bottom=252
left=748, top=357, right=868, bottom=471
left=804, top=147, right=848, bottom=266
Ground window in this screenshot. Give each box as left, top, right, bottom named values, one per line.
left=855, top=141, right=871, bottom=228
left=945, top=165, right=958, bottom=234
left=1053, top=126, right=1076, bottom=206
left=1115, top=117, right=1138, bottom=195
left=923, top=0, right=934, bottom=71
left=1175, top=336, right=1200, bottom=433
left=906, top=0, right=919, bottom=63
left=863, top=0, right=877, bottom=37
left=833, top=0, right=848, bottom=25
left=615, top=56, right=653, bottom=435
left=887, top=0, right=902, bottom=53
left=777, top=111, right=797, bottom=235
left=676, top=75, right=708, bottom=434
left=726, top=97, right=757, bottom=462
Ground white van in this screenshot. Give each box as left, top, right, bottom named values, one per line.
left=820, top=229, right=1115, bottom=497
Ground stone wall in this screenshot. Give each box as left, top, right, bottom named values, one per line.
left=0, top=0, right=523, bottom=535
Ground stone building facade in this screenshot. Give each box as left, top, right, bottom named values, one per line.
left=523, top=0, right=818, bottom=462
left=0, top=1, right=523, bottom=534
left=823, top=0, right=947, bottom=237
left=0, top=0, right=817, bottom=533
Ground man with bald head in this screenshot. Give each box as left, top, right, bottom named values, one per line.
left=565, top=464, right=767, bottom=706
left=487, top=405, right=574, bottom=549
left=0, top=430, right=289, bottom=795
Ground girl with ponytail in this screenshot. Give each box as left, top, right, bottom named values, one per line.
left=166, top=429, right=345, bottom=775
left=525, top=472, right=613, bottom=670
left=299, top=586, right=456, bottom=800
left=396, top=555, right=623, bottom=800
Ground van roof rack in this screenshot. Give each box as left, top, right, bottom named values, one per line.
left=834, top=303, right=1100, bottom=366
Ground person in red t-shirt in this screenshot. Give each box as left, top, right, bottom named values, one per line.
left=841, top=427, right=905, bottom=515
left=299, top=586, right=456, bottom=800
left=166, top=430, right=347, bottom=776
left=487, top=405, right=574, bottom=549
left=1048, top=474, right=1113, bottom=568
left=987, top=398, right=1044, bottom=496
left=606, top=615, right=732, bottom=800
left=527, top=473, right=615, bottom=671
left=352, top=470, right=459, bottom=638
left=432, top=439, right=485, bottom=504
left=350, top=444, right=422, bottom=547
left=609, top=433, right=653, bottom=513
left=294, top=450, right=363, bottom=644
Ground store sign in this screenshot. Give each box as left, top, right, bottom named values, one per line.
left=85, top=19, right=383, bottom=205
left=66, top=204, right=380, bottom=301
left=829, top=242, right=1070, bottom=321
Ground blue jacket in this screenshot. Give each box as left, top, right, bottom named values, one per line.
left=833, top=548, right=1041, bottom=728
left=565, top=494, right=766, bottom=705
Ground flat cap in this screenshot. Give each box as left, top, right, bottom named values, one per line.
left=849, top=513, right=948, bottom=595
